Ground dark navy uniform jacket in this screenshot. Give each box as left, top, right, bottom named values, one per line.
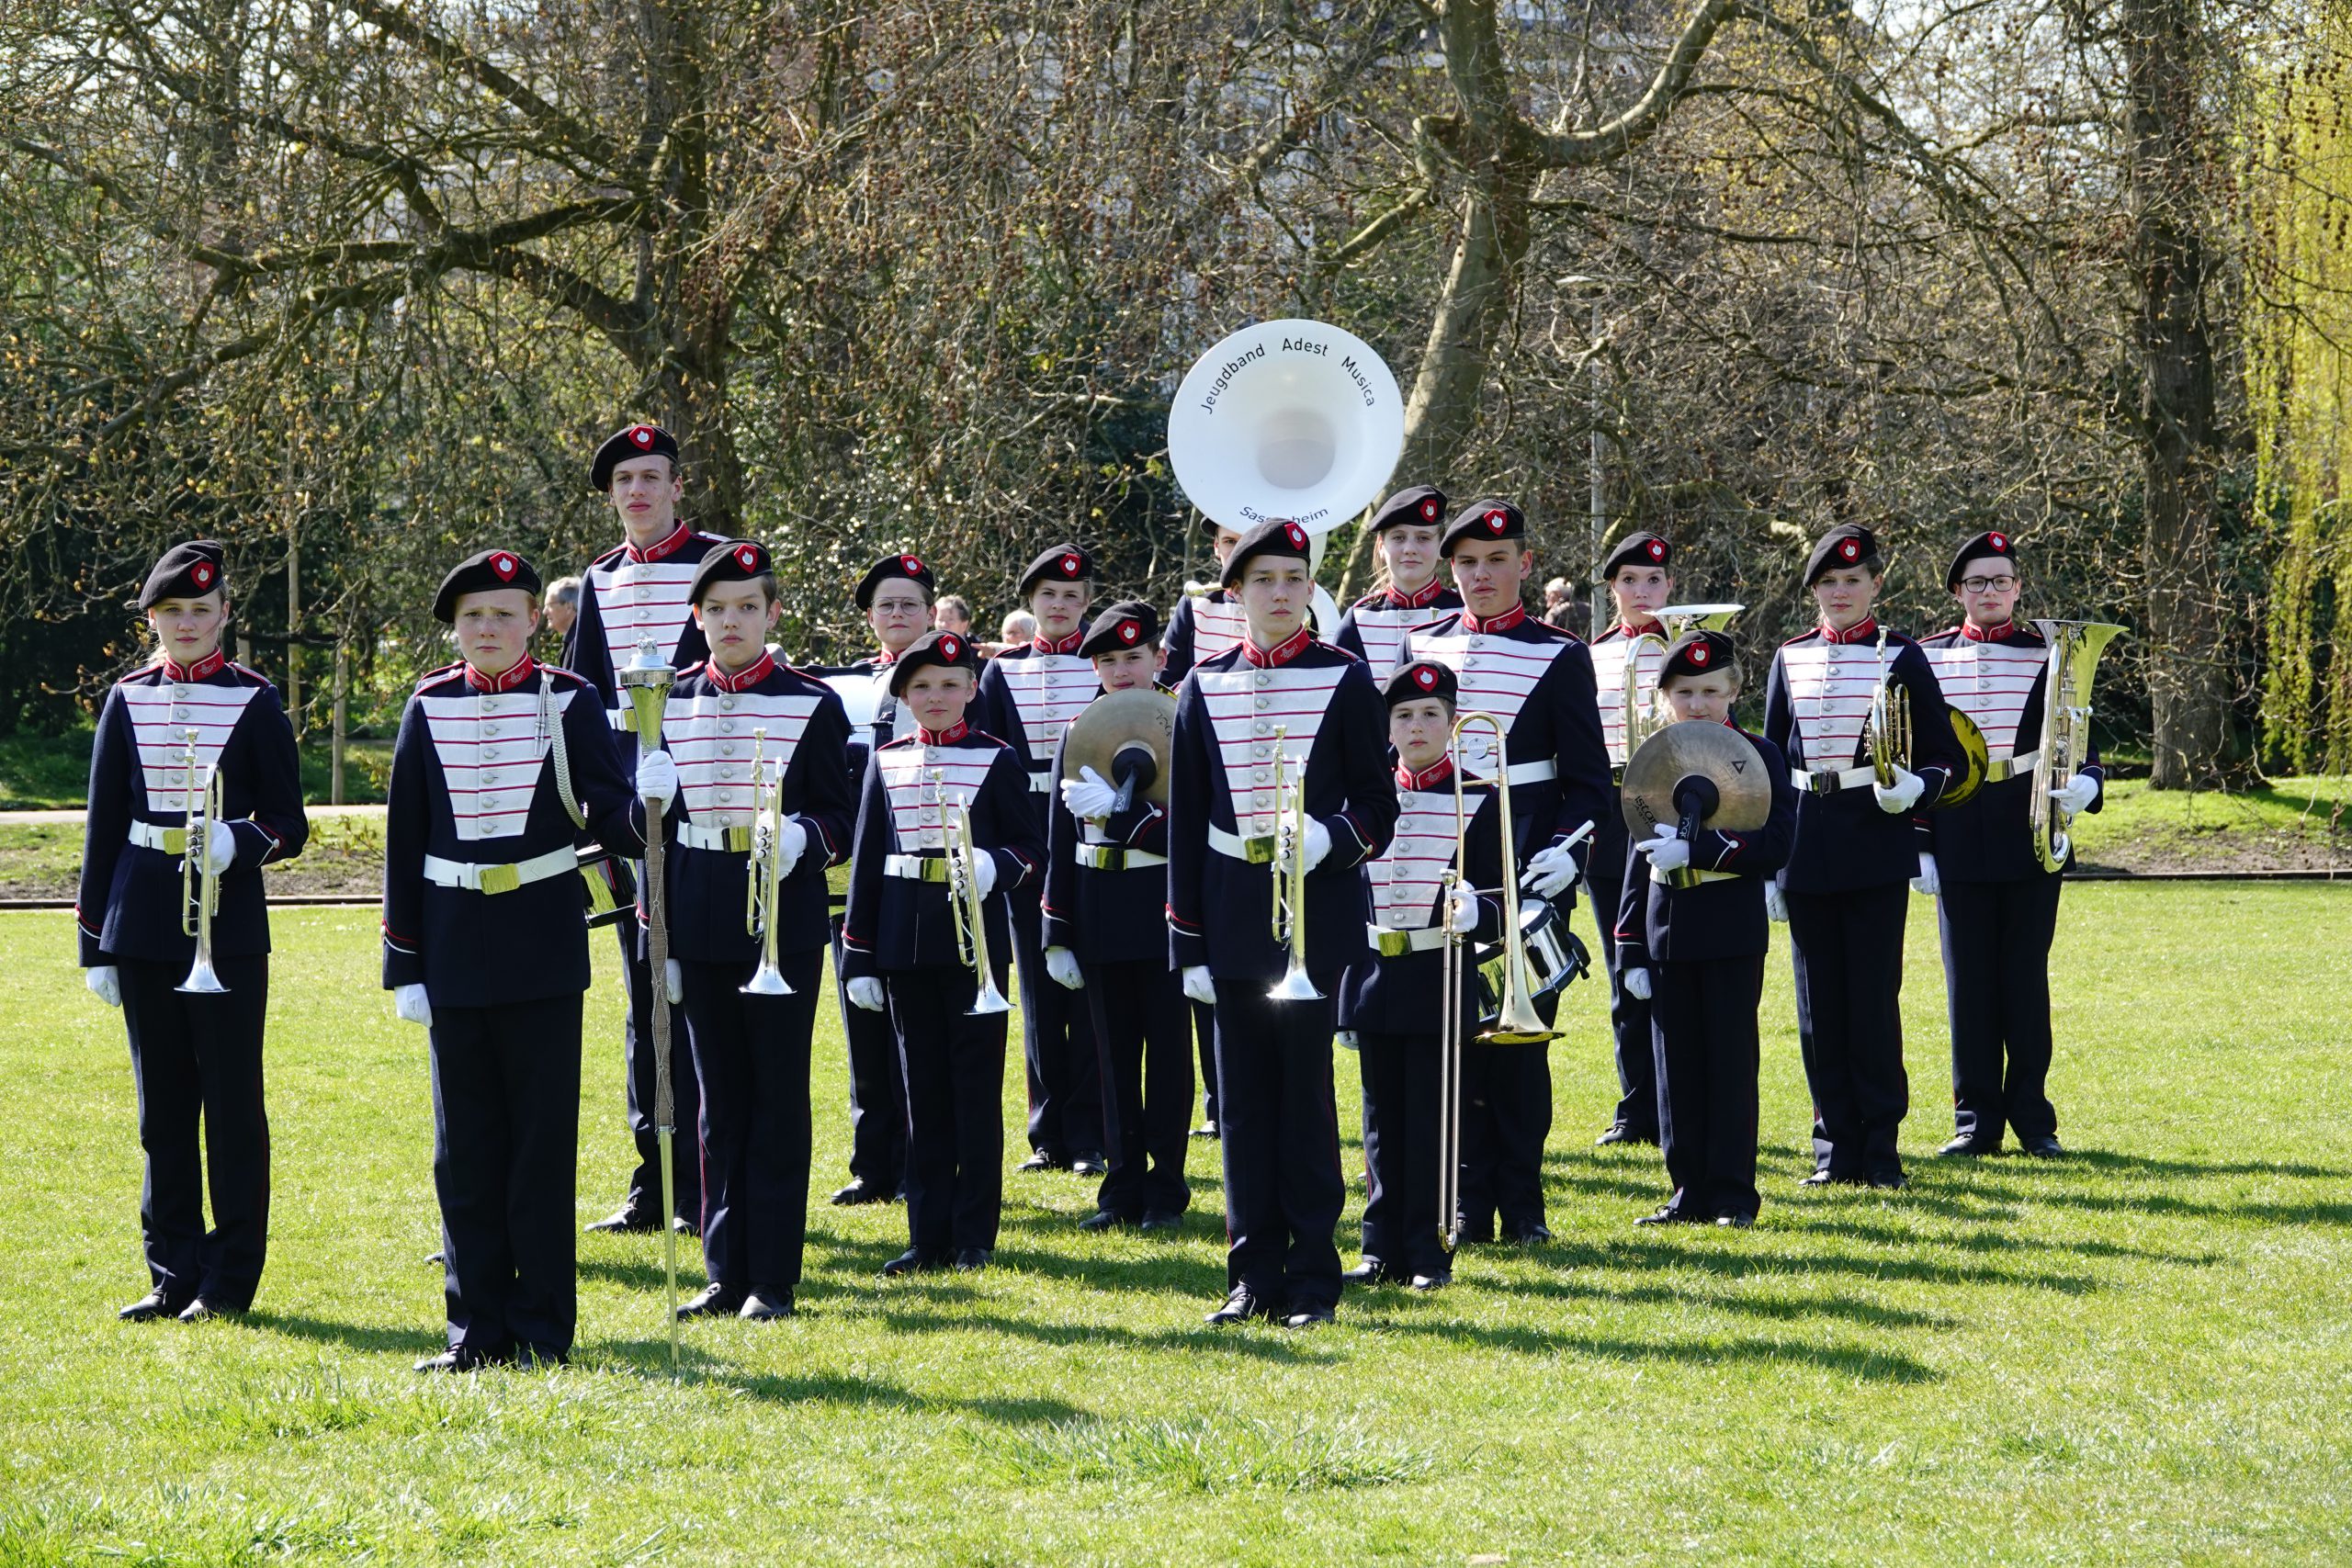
left=972, top=627, right=1098, bottom=832
left=1918, top=622, right=2105, bottom=881
left=1613, top=725, right=1797, bottom=964
left=650, top=653, right=856, bottom=964
left=1763, top=617, right=1962, bottom=894
left=1041, top=696, right=1172, bottom=968
left=1168, top=628, right=1398, bottom=980
left=1333, top=582, right=1462, bottom=681
left=840, top=722, right=1044, bottom=976
left=1337, top=761, right=1506, bottom=1036
left=78, top=652, right=309, bottom=966
left=1160, top=591, right=1249, bottom=683
left=381, top=658, right=642, bottom=1007
left=562, top=523, right=729, bottom=728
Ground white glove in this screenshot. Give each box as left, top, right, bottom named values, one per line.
left=970, top=851, right=998, bottom=899
left=1765, top=883, right=1789, bottom=923
left=1638, top=827, right=1690, bottom=874
left=2050, top=772, right=2099, bottom=818
left=1910, top=852, right=1941, bottom=898
left=1622, top=966, right=1653, bottom=1002
left=1445, top=886, right=1479, bottom=934
left=1872, top=765, right=1925, bottom=815
left=1182, top=965, right=1217, bottom=1005
left=394, top=983, right=433, bottom=1028
left=664, top=957, right=684, bottom=1005
left=636, top=750, right=679, bottom=807
left=1059, top=766, right=1118, bottom=821
left=1046, top=945, right=1085, bottom=990
left=772, top=815, right=808, bottom=879
left=847, top=976, right=887, bottom=1012
left=1279, top=818, right=1333, bottom=875
left=1526, top=842, right=1581, bottom=899
left=1336, top=1029, right=1360, bottom=1052
left=85, top=966, right=121, bottom=1008
left=200, top=822, right=237, bottom=874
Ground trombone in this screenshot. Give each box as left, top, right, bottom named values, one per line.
left=1863, top=626, right=1913, bottom=789
left=175, top=728, right=228, bottom=996
left=740, top=728, right=795, bottom=996
left=1266, top=726, right=1321, bottom=1002
left=936, top=772, right=1013, bottom=1017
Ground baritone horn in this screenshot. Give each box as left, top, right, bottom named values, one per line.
left=1863, top=626, right=1913, bottom=789
left=175, top=728, right=228, bottom=996
left=740, top=728, right=795, bottom=997
left=937, top=774, right=1012, bottom=1016
left=1621, top=629, right=1669, bottom=761
left=2029, top=619, right=2124, bottom=874
left=1266, top=727, right=1322, bottom=1002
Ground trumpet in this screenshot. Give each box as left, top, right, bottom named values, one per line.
left=1266, top=727, right=1322, bottom=1002
left=2029, top=619, right=2125, bottom=874
left=175, top=728, right=228, bottom=996
left=1863, top=626, right=1913, bottom=789
left=937, top=773, right=1012, bottom=1016
left=740, top=728, right=795, bottom=997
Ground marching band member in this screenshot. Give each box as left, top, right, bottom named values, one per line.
left=1764, top=525, right=1962, bottom=1190
left=1340, top=660, right=1501, bottom=1292
left=842, top=630, right=1044, bottom=1275
left=1333, top=485, right=1462, bottom=678
left=383, top=549, right=647, bottom=1371
left=1043, top=601, right=1192, bottom=1233
left=973, top=543, right=1106, bottom=1178
left=1918, top=532, right=2102, bottom=1158
left=826, top=551, right=940, bottom=1208
left=654, top=541, right=855, bottom=1322
left=1585, top=531, right=1678, bottom=1147
left=1614, top=631, right=1795, bottom=1228
left=1169, top=518, right=1396, bottom=1328
left=565, top=422, right=725, bottom=1239
left=1407, top=500, right=1612, bottom=1245
left=81, top=541, right=309, bottom=1323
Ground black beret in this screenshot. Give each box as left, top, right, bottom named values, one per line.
left=1600, top=531, right=1672, bottom=580
left=885, top=628, right=978, bottom=697
left=591, top=423, right=681, bottom=491
left=688, top=539, right=774, bottom=605
left=1439, top=499, right=1526, bottom=556
left=433, top=548, right=543, bottom=624
left=855, top=552, right=937, bottom=611
left=1370, top=485, right=1449, bottom=534
left=1945, top=529, right=2021, bottom=589
left=1659, top=629, right=1737, bottom=684
left=1804, top=525, right=1880, bottom=585
left=1221, top=517, right=1315, bottom=588
left=139, top=540, right=227, bottom=609
left=1384, top=660, right=1458, bottom=708
left=1078, top=600, right=1159, bottom=659
left=1019, top=542, right=1094, bottom=596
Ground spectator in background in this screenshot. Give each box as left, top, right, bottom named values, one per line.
left=982, top=608, right=1037, bottom=660
left=546, top=577, right=582, bottom=643
left=935, top=595, right=975, bottom=637
left=1543, top=577, right=1573, bottom=619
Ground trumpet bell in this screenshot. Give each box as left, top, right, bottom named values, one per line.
left=739, top=963, right=795, bottom=997
left=175, top=958, right=229, bottom=996
left=967, top=977, right=1013, bottom=1017
left=1266, top=963, right=1326, bottom=1003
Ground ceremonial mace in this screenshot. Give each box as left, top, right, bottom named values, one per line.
left=617, top=636, right=682, bottom=1378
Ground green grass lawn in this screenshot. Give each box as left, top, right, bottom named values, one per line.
left=2, top=887, right=2347, bottom=1564
left=2070, top=774, right=2351, bottom=873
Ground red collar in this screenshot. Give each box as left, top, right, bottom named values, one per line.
left=1819, top=615, right=1880, bottom=646
left=708, top=650, right=775, bottom=692
left=918, top=720, right=970, bottom=745
left=1617, top=617, right=1664, bottom=639
left=1960, top=618, right=2018, bottom=643
left=871, top=646, right=900, bottom=667
left=1384, top=578, right=1449, bottom=611
left=1032, top=627, right=1084, bottom=656
left=162, top=649, right=227, bottom=682
left=1241, top=623, right=1314, bottom=669
left=1396, top=757, right=1454, bottom=792
left=625, top=521, right=694, bottom=565
left=1463, top=604, right=1527, bottom=635
left=463, top=655, right=539, bottom=694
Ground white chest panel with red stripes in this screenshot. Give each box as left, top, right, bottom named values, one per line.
left=1924, top=639, right=2045, bottom=755
left=120, top=681, right=263, bottom=814
left=663, top=691, right=820, bottom=827
left=997, top=656, right=1100, bottom=755
left=1349, top=606, right=1430, bottom=682
left=1370, top=788, right=1458, bottom=929
left=587, top=556, right=704, bottom=669
left=418, top=685, right=574, bottom=842
left=1780, top=642, right=1885, bottom=766
left=1408, top=630, right=1570, bottom=779
left=878, top=744, right=1000, bottom=853
left=1195, top=664, right=1348, bottom=838
left=1589, top=637, right=1668, bottom=767
left=1187, top=594, right=1250, bottom=663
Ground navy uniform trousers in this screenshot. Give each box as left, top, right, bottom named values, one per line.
left=832, top=915, right=906, bottom=1194
left=1937, top=874, right=2064, bottom=1145
left=890, top=960, right=1011, bottom=1257
left=681, top=948, right=822, bottom=1292
left=1652, top=954, right=1765, bottom=1221
left=611, top=908, right=702, bottom=1223
left=1787, top=880, right=1911, bottom=1179
left=429, top=993, right=582, bottom=1360
left=1214, top=980, right=1346, bottom=1313
left=1011, top=890, right=1103, bottom=1159
left=1456, top=1002, right=1558, bottom=1239
left=1086, top=959, right=1193, bottom=1219
left=1588, top=823, right=1658, bottom=1137
left=119, top=954, right=271, bottom=1310
left=1356, top=1027, right=1446, bottom=1280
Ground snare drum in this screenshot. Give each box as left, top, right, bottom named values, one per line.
left=577, top=849, right=639, bottom=929
left=1472, top=894, right=1590, bottom=1032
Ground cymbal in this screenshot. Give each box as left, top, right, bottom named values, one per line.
left=1062, top=686, right=1177, bottom=808
left=1622, top=721, right=1772, bottom=840
left=1938, top=709, right=1991, bottom=809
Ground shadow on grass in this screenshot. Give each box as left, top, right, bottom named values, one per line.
left=869, top=1307, right=1348, bottom=1364
left=1470, top=1273, right=1960, bottom=1331
left=246, top=1310, right=444, bottom=1357
left=1363, top=1318, right=1939, bottom=1382
left=1548, top=1236, right=2104, bottom=1295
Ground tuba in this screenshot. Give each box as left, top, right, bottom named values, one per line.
left=1862, top=626, right=1913, bottom=789
left=2029, top=620, right=2125, bottom=873
left=175, top=728, right=228, bottom=995
left=936, top=774, right=1012, bottom=1016
left=1266, top=726, right=1322, bottom=1002
left=1657, top=603, right=1744, bottom=639
left=740, top=728, right=795, bottom=997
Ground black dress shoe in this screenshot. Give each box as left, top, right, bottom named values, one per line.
left=675, top=1281, right=747, bottom=1319
left=1283, top=1305, right=1337, bottom=1329
left=1453, top=1224, right=1495, bottom=1246
left=953, top=1247, right=992, bottom=1271
left=514, top=1343, right=569, bottom=1370
left=117, top=1291, right=187, bottom=1323
left=1204, top=1287, right=1280, bottom=1325
left=414, top=1344, right=508, bottom=1373
left=1016, top=1149, right=1068, bottom=1173
left=177, top=1298, right=240, bottom=1323
left=1595, top=1124, right=1659, bottom=1147
left=879, top=1248, right=946, bottom=1277
left=584, top=1201, right=660, bottom=1234
left=1191, top=1122, right=1218, bottom=1140
left=1939, top=1134, right=2001, bottom=1156
left=1078, top=1210, right=1130, bottom=1233
left=1714, top=1212, right=1755, bottom=1229
left=829, top=1178, right=894, bottom=1206
left=1867, top=1169, right=1909, bottom=1190
left=740, top=1287, right=795, bottom=1321
left=1069, top=1150, right=1108, bottom=1178
left=1503, top=1223, right=1552, bottom=1245
left=1340, top=1258, right=1391, bottom=1286
left=1634, top=1206, right=1693, bottom=1226
left=1407, top=1272, right=1451, bottom=1292
left=2021, top=1134, right=2064, bottom=1158
left=1138, top=1210, right=1182, bottom=1234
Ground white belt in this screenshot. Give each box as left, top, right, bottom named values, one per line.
left=1367, top=922, right=1447, bottom=956
left=1464, top=758, right=1557, bottom=786
left=884, top=852, right=953, bottom=884
left=606, top=705, right=634, bottom=733
left=1207, top=824, right=1277, bottom=863
left=1984, top=748, right=2041, bottom=783
left=129, top=821, right=188, bottom=854
left=1078, top=844, right=1166, bottom=871
left=423, top=845, right=578, bottom=895
left=1792, top=765, right=1878, bottom=794
left=677, top=822, right=754, bottom=852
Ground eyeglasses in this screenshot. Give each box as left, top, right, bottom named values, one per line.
left=1960, top=574, right=2018, bottom=593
